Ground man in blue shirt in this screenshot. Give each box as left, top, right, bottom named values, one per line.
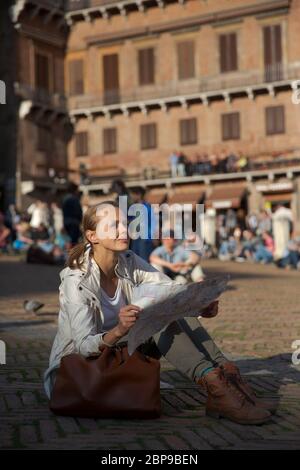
left=150, top=230, right=203, bottom=282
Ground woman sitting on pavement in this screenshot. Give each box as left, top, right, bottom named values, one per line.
left=44, top=201, right=273, bottom=425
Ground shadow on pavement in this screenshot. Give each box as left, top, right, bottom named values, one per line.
left=0, top=261, right=61, bottom=298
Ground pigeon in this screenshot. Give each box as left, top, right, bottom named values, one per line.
left=23, top=300, right=44, bottom=314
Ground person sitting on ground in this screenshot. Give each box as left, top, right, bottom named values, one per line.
left=13, top=221, right=33, bottom=252
left=276, top=237, right=300, bottom=270
left=182, top=232, right=205, bottom=281
left=254, top=231, right=274, bottom=264
left=27, top=223, right=66, bottom=265
left=150, top=230, right=207, bottom=284
left=44, top=201, right=273, bottom=425
left=235, top=230, right=257, bottom=261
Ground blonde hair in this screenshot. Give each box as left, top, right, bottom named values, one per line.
left=67, top=200, right=118, bottom=270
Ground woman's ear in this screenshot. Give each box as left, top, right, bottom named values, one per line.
left=86, top=230, right=98, bottom=244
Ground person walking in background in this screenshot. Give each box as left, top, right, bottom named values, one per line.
left=62, top=183, right=83, bottom=245
left=129, top=186, right=155, bottom=262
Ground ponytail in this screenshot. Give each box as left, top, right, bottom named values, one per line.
left=67, top=241, right=89, bottom=270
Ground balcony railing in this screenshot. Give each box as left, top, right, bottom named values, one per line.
left=69, top=63, right=300, bottom=111
left=15, top=83, right=67, bottom=110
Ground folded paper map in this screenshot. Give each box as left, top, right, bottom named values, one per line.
left=127, top=275, right=230, bottom=355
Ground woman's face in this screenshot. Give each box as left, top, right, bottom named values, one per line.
left=88, top=206, right=129, bottom=252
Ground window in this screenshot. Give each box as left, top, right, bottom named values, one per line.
left=138, top=48, right=155, bottom=85
left=75, top=132, right=88, bottom=157
left=103, top=128, right=117, bottom=154
left=180, top=118, right=198, bottom=145
left=68, top=59, right=84, bottom=95
left=140, top=123, right=157, bottom=150
left=219, top=33, right=238, bottom=73
left=263, top=24, right=283, bottom=81
left=103, top=54, right=119, bottom=105
left=221, top=112, right=240, bottom=140
left=37, top=127, right=51, bottom=152
left=35, top=53, right=50, bottom=91
left=265, top=106, right=285, bottom=135
left=177, top=41, right=195, bottom=80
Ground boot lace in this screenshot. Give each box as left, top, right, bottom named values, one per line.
left=221, top=366, right=256, bottom=405
left=218, top=368, right=248, bottom=405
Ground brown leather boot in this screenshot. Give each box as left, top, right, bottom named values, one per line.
left=221, top=362, right=277, bottom=413
left=198, top=367, right=271, bottom=425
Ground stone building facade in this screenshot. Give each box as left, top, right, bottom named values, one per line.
left=66, top=0, right=300, bottom=174
left=1, top=0, right=70, bottom=209
left=1, top=0, right=300, bottom=231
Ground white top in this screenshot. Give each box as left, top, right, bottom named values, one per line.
left=100, top=280, right=126, bottom=331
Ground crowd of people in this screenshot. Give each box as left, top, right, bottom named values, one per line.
left=215, top=206, right=300, bottom=270
left=0, top=180, right=299, bottom=273
left=169, top=150, right=249, bottom=177
left=0, top=183, right=82, bottom=265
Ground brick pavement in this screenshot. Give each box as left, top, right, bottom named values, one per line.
left=0, top=256, right=299, bottom=450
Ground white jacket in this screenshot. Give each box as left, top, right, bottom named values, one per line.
left=44, top=247, right=176, bottom=398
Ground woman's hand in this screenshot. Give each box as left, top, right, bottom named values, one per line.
left=201, top=300, right=219, bottom=318
left=116, top=304, right=142, bottom=337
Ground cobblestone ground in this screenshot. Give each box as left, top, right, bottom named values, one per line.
left=0, top=256, right=299, bottom=450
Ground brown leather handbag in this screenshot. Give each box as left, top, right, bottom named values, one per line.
left=49, top=344, right=161, bottom=419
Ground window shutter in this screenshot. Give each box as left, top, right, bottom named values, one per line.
left=138, top=48, right=155, bottom=85
left=69, top=60, right=84, bottom=95
left=140, top=123, right=157, bottom=149
left=75, top=132, right=88, bottom=157
left=263, top=24, right=282, bottom=81
left=103, top=54, right=119, bottom=104
left=222, top=113, right=240, bottom=140
left=177, top=41, right=195, bottom=80
left=219, top=33, right=238, bottom=73
left=231, top=112, right=240, bottom=139
left=229, top=33, right=237, bottom=71
left=103, top=128, right=117, bottom=154
left=180, top=118, right=197, bottom=145
left=266, top=106, right=285, bottom=135
left=219, top=35, right=227, bottom=73
left=222, top=114, right=229, bottom=140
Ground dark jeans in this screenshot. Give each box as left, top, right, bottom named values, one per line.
left=278, top=251, right=300, bottom=269
left=135, top=317, right=227, bottom=382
